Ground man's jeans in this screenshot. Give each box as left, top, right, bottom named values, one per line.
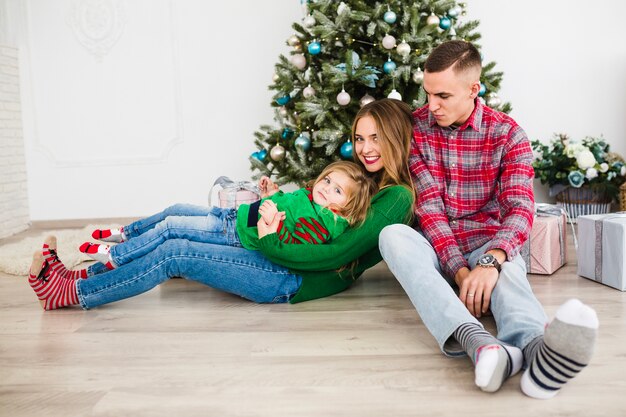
left=379, top=224, right=547, bottom=356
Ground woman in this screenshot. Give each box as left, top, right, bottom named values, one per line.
left=28, top=99, right=416, bottom=310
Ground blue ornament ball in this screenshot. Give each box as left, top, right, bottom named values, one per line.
left=275, top=95, right=290, bottom=106
left=383, top=10, right=397, bottom=24
left=439, top=16, right=451, bottom=30
left=258, top=149, right=268, bottom=160
left=282, top=128, right=294, bottom=140
left=383, top=59, right=397, bottom=74
left=340, top=141, right=353, bottom=159
left=478, top=83, right=486, bottom=97
left=294, top=134, right=311, bottom=151
left=308, top=41, right=321, bottom=55
left=251, top=151, right=260, bottom=160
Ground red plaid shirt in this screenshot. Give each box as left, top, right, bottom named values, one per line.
left=410, top=99, right=535, bottom=279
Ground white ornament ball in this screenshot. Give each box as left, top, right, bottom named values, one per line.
left=303, top=85, right=316, bottom=98
left=287, top=35, right=300, bottom=47
left=426, top=13, right=440, bottom=26
left=486, top=94, right=502, bottom=107
left=278, top=107, right=288, bottom=117
left=303, top=14, right=316, bottom=28
left=396, top=40, right=411, bottom=57
left=291, top=54, right=307, bottom=70
left=337, top=89, right=351, bottom=106
left=412, top=68, right=424, bottom=84
left=272, top=73, right=279, bottom=82
left=382, top=34, right=396, bottom=50
left=359, top=94, right=375, bottom=107
left=387, top=89, right=402, bottom=100
left=270, top=144, right=286, bottom=161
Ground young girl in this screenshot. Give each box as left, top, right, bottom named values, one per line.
left=27, top=98, right=416, bottom=310
left=78, top=161, right=377, bottom=270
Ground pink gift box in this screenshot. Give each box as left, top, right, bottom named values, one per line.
left=218, top=189, right=260, bottom=209
left=521, top=209, right=567, bottom=275
left=209, top=176, right=260, bottom=209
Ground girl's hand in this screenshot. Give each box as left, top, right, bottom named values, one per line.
left=259, top=176, right=279, bottom=198
left=258, top=200, right=279, bottom=224
left=257, top=210, right=286, bottom=238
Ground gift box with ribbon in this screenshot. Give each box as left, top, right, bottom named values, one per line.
left=577, top=213, right=626, bottom=291
left=209, top=176, right=260, bottom=209
left=520, top=204, right=569, bottom=275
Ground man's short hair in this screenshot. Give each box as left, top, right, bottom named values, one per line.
left=424, top=40, right=481, bottom=74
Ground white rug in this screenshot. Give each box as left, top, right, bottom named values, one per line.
left=0, top=224, right=120, bottom=276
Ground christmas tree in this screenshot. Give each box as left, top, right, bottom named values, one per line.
left=250, top=0, right=510, bottom=185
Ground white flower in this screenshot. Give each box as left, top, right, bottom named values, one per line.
left=564, top=143, right=586, bottom=158
left=576, top=150, right=596, bottom=170
left=599, top=163, right=609, bottom=173
left=585, top=167, right=598, bottom=180
left=622, top=166, right=626, bottom=176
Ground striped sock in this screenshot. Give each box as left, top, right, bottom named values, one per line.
left=454, top=323, right=523, bottom=392
left=521, top=299, right=598, bottom=399
left=92, top=227, right=125, bottom=243
left=41, top=240, right=88, bottom=280
left=79, top=242, right=115, bottom=269
left=28, top=252, right=79, bottom=310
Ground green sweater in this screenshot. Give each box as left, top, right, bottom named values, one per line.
left=257, top=185, right=414, bottom=303
left=236, top=188, right=349, bottom=250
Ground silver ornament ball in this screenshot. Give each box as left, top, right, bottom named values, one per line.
left=359, top=94, right=375, bottom=107
left=270, top=144, right=286, bottom=161
left=412, top=68, right=424, bottom=84
left=486, top=93, right=502, bottom=107
left=426, top=13, right=440, bottom=26
left=272, top=73, right=279, bottom=82
left=291, top=54, right=307, bottom=70
left=337, top=90, right=351, bottom=106
left=287, top=35, right=300, bottom=47
left=303, top=15, right=316, bottom=28
left=396, top=41, right=411, bottom=57
left=278, top=107, right=288, bottom=117
left=387, top=89, right=402, bottom=100
left=303, top=85, right=316, bottom=98
left=382, top=34, right=396, bottom=50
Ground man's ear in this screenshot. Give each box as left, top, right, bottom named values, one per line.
left=469, top=80, right=481, bottom=99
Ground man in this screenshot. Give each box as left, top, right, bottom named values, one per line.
left=379, top=40, right=598, bottom=398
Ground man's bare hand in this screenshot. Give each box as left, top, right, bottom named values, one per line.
left=457, top=266, right=499, bottom=318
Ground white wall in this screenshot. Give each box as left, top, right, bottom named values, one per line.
left=6, top=0, right=626, bottom=221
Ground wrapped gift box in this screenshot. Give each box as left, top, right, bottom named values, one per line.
left=577, top=213, right=626, bottom=291
left=521, top=205, right=568, bottom=275
left=209, top=176, right=260, bottom=209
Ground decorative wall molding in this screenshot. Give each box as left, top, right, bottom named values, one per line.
left=67, top=0, right=127, bottom=63
left=25, top=0, right=184, bottom=167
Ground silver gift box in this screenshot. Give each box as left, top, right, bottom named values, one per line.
left=577, top=213, right=626, bottom=291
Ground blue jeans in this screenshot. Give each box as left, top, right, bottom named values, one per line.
left=76, top=239, right=302, bottom=308
left=379, top=224, right=547, bottom=357
left=87, top=204, right=239, bottom=275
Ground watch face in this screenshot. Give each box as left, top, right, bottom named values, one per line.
left=479, top=254, right=495, bottom=265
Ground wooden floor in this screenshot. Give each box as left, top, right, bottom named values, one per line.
left=1, top=222, right=625, bottom=416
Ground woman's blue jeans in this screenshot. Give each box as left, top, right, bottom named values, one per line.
left=379, top=224, right=547, bottom=356
left=76, top=239, right=302, bottom=308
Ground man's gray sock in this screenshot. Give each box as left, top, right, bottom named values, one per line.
left=521, top=298, right=598, bottom=399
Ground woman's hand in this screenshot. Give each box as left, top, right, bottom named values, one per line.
left=257, top=209, right=286, bottom=239
left=259, top=176, right=279, bottom=198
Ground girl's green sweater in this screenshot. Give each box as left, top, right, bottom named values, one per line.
left=257, top=185, right=414, bottom=303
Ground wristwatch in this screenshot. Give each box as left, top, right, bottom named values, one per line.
left=476, top=253, right=501, bottom=272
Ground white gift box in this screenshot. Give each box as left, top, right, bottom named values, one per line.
left=577, top=213, right=626, bottom=291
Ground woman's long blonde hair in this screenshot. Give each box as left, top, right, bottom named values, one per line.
left=307, top=161, right=377, bottom=227
left=351, top=98, right=414, bottom=190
